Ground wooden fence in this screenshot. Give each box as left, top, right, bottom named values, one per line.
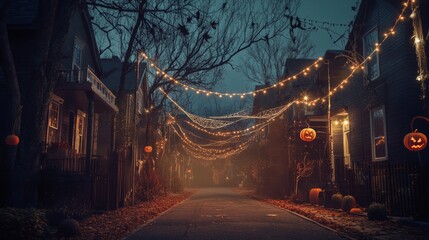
left=40, top=146, right=134, bottom=210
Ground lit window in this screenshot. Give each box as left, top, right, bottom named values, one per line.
left=48, top=102, right=60, bottom=129
left=370, top=106, right=387, bottom=161
left=363, top=27, right=380, bottom=81
left=47, top=101, right=60, bottom=145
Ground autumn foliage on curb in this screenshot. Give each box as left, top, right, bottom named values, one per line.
left=233, top=188, right=429, bottom=239
left=77, top=191, right=193, bottom=240
left=263, top=198, right=429, bottom=239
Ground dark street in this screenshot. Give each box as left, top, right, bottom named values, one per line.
left=126, top=188, right=344, bottom=240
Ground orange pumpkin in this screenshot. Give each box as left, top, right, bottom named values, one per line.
left=309, top=188, right=323, bottom=205
left=300, top=128, right=316, bottom=142
left=5, top=134, right=20, bottom=146
left=350, top=208, right=363, bottom=214
left=403, top=131, right=427, bottom=151
left=144, top=145, right=153, bottom=153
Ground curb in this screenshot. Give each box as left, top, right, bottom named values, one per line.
left=243, top=192, right=356, bottom=240
left=120, top=190, right=197, bottom=240
left=275, top=206, right=356, bottom=240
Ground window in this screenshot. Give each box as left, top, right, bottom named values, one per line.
left=48, top=102, right=60, bottom=129
left=126, top=94, right=133, bottom=125
left=342, top=119, right=351, bottom=168
left=363, top=27, right=380, bottom=81
left=46, top=101, right=60, bottom=145
left=71, top=38, right=82, bottom=82
left=136, top=90, right=143, bottom=114
left=370, top=106, right=387, bottom=161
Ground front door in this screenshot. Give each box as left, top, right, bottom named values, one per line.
left=75, top=110, right=86, bottom=154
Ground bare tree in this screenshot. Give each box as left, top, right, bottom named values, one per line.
left=241, top=29, right=314, bottom=86
left=89, top=0, right=302, bottom=148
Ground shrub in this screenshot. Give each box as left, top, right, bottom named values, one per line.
left=0, top=208, right=48, bottom=240
left=331, top=193, right=343, bottom=209
left=58, top=218, right=81, bottom=238
left=309, top=188, right=323, bottom=205
left=367, top=203, right=388, bottom=221
left=341, top=195, right=357, bottom=212
left=46, top=206, right=90, bottom=226
left=289, top=193, right=304, bottom=204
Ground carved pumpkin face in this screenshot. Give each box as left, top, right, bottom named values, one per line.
left=300, top=128, right=316, bottom=142
left=5, top=134, right=20, bottom=146
left=144, top=145, right=153, bottom=153
left=403, top=132, right=427, bottom=151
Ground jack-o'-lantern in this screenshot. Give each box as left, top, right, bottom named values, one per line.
left=300, top=128, right=316, bottom=142
left=5, top=134, right=20, bottom=146
left=144, top=145, right=153, bottom=153
left=403, top=131, right=427, bottom=151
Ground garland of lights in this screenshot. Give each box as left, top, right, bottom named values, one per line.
left=142, top=53, right=323, bottom=99
left=160, top=88, right=294, bottom=129
left=170, top=123, right=256, bottom=160
left=164, top=0, right=413, bottom=161
left=146, top=1, right=411, bottom=104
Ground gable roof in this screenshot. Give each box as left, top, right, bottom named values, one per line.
left=79, top=3, right=103, bottom=76
left=101, top=56, right=147, bottom=93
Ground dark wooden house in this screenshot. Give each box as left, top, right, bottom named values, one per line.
left=0, top=1, right=119, bottom=209
left=43, top=3, right=118, bottom=210
left=328, top=0, right=429, bottom=217
left=101, top=56, right=148, bottom=206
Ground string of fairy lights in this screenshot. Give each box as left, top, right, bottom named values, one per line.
left=156, top=0, right=413, bottom=161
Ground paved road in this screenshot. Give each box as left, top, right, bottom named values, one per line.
left=125, top=188, right=345, bottom=240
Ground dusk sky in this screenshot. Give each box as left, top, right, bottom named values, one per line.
left=217, top=0, right=359, bottom=93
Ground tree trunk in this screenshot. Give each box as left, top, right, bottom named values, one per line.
left=0, top=0, right=21, bottom=206
left=115, top=1, right=145, bottom=149
left=8, top=0, right=76, bottom=207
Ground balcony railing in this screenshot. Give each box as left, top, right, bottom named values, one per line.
left=58, top=67, right=117, bottom=109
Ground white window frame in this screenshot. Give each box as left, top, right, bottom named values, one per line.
left=342, top=120, right=351, bottom=168
left=48, top=101, right=60, bottom=129
left=370, top=106, right=388, bottom=161
left=363, top=27, right=380, bottom=81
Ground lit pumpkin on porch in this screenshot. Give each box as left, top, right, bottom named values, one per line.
left=5, top=134, right=20, bottom=146
left=144, top=145, right=153, bottom=153
left=300, top=128, right=316, bottom=142
left=403, top=131, right=427, bottom=151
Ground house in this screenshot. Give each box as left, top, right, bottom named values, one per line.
left=0, top=1, right=119, bottom=209
left=280, top=58, right=329, bottom=199
left=100, top=56, right=148, bottom=206
left=249, top=58, right=327, bottom=198
left=42, top=3, right=118, bottom=210
left=328, top=0, right=429, bottom=217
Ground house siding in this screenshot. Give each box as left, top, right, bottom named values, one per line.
left=329, top=0, right=429, bottom=217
